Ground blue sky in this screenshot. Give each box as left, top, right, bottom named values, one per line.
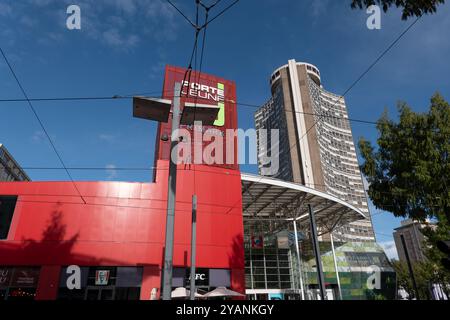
left=1, top=0, right=449, bottom=259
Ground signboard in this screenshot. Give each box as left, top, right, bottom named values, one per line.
left=269, top=293, right=284, bottom=300
left=156, top=65, right=239, bottom=170
left=185, top=268, right=209, bottom=287
left=251, top=235, right=264, bottom=249
left=11, top=267, right=40, bottom=287
left=277, top=231, right=289, bottom=249
left=0, top=267, right=12, bottom=288
left=59, top=266, right=89, bottom=288
left=173, top=268, right=231, bottom=288
left=95, top=270, right=110, bottom=286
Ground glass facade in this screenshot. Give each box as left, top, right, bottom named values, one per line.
left=252, top=59, right=396, bottom=298
left=0, top=267, right=40, bottom=301
left=244, top=230, right=293, bottom=290
left=57, top=266, right=143, bottom=301
left=243, top=219, right=396, bottom=300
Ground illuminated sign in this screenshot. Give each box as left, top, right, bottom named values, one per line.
left=181, top=80, right=225, bottom=127
left=157, top=65, right=238, bottom=170
left=95, top=270, right=110, bottom=286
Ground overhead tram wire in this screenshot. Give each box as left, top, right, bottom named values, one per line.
left=1, top=3, right=413, bottom=218
left=191, top=0, right=214, bottom=195
left=223, top=15, right=423, bottom=215
left=177, top=0, right=241, bottom=94
left=0, top=94, right=379, bottom=125
left=0, top=46, right=87, bottom=204
left=178, top=1, right=201, bottom=97
left=287, top=16, right=423, bottom=158
left=171, top=0, right=236, bottom=197
left=4, top=166, right=433, bottom=197
left=166, top=0, right=197, bottom=28
left=200, top=0, right=240, bottom=29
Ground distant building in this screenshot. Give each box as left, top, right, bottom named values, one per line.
left=393, top=219, right=429, bottom=264
left=393, top=220, right=448, bottom=300
left=0, top=144, right=30, bottom=182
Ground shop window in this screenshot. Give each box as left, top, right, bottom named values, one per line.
left=58, top=267, right=142, bottom=301
left=115, top=287, right=141, bottom=300
left=0, top=196, right=17, bottom=239
left=57, top=288, right=85, bottom=300
left=0, top=267, right=40, bottom=300
left=7, top=288, right=36, bottom=300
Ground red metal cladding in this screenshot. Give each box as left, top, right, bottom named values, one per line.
left=0, top=66, right=245, bottom=300
left=0, top=161, right=244, bottom=266
left=155, top=65, right=239, bottom=171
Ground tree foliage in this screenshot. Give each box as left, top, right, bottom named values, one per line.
left=351, top=0, right=446, bottom=20
left=392, top=260, right=449, bottom=299
left=359, top=93, right=450, bottom=223
left=359, top=93, right=450, bottom=282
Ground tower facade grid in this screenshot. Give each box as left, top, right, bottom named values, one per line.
left=255, top=59, right=375, bottom=242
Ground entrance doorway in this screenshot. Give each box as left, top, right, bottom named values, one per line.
left=85, top=286, right=115, bottom=300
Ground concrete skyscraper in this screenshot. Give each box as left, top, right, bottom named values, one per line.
left=0, top=144, right=30, bottom=182
left=255, top=59, right=375, bottom=242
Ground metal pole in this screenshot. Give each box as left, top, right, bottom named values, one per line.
left=293, top=219, right=305, bottom=300
left=330, top=233, right=343, bottom=300
left=190, top=194, right=198, bottom=300
left=161, top=82, right=182, bottom=300
left=308, top=204, right=327, bottom=300
left=400, top=234, right=420, bottom=300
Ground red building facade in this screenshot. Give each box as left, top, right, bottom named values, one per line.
left=0, top=66, right=245, bottom=300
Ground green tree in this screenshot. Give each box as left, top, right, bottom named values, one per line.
left=359, top=93, right=449, bottom=223
left=392, top=260, right=435, bottom=299
left=351, top=0, right=446, bottom=20
left=359, top=93, right=450, bottom=296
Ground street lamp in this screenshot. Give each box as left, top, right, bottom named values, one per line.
left=132, top=83, right=220, bottom=300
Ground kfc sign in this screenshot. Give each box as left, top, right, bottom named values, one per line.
left=95, top=270, right=110, bottom=286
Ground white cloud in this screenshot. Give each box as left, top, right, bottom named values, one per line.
left=28, top=0, right=55, bottom=6
left=105, top=164, right=118, bottom=180
left=31, top=130, right=46, bottom=143
left=98, top=133, right=118, bottom=144
left=113, top=0, right=138, bottom=15
left=379, top=240, right=399, bottom=261
left=20, top=15, right=38, bottom=28
left=3, top=0, right=179, bottom=50
left=310, top=0, right=331, bottom=17
left=103, top=28, right=140, bottom=47
left=0, top=3, right=12, bottom=17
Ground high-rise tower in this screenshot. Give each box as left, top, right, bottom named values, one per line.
left=255, top=59, right=375, bottom=242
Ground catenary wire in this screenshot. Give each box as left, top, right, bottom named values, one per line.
left=0, top=46, right=87, bottom=205
left=200, top=0, right=240, bottom=29
left=165, top=0, right=197, bottom=28
left=222, top=15, right=423, bottom=215
left=288, top=16, right=423, bottom=157
left=0, top=8, right=422, bottom=216
left=0, top=94, right=379, bottom=125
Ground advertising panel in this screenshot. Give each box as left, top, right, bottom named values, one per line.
left=155, top=65, right=239, bottom=171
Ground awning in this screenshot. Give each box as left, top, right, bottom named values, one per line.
left=241, top=174, right=367, bottom=234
